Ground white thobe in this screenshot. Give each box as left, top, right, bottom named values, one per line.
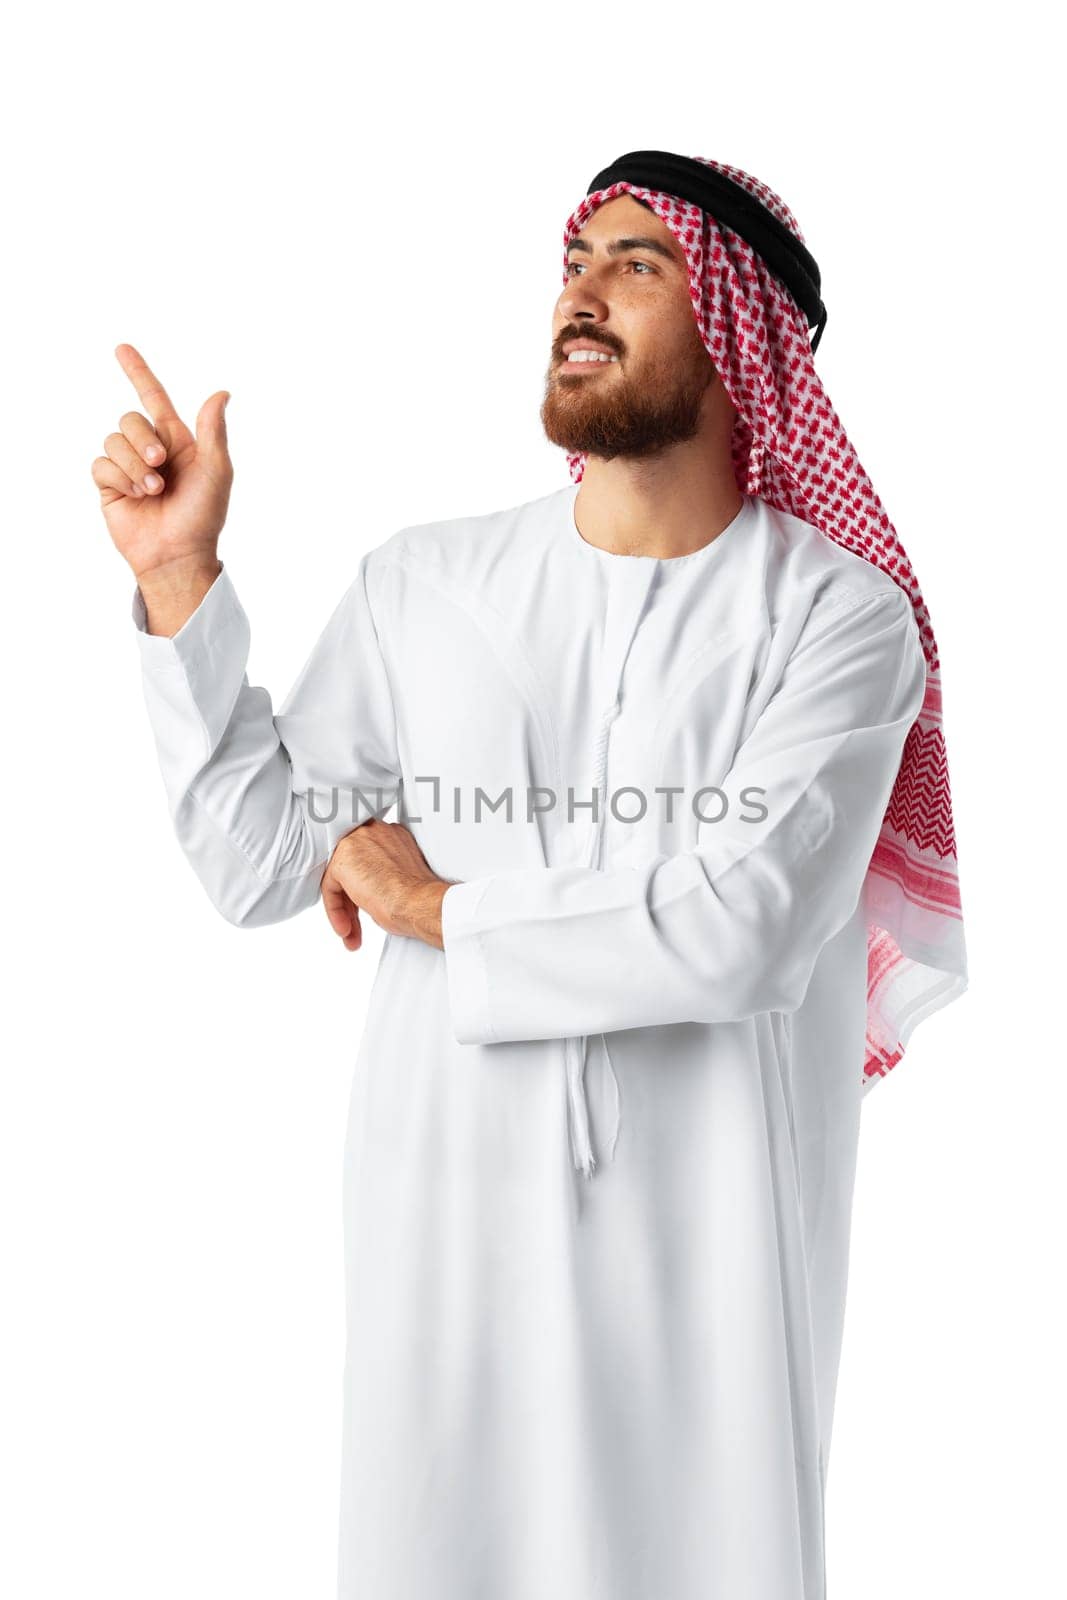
left=132, top=481, right=927, bottom=1600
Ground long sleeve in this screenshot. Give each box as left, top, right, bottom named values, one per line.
left=441, top=586, right=926, bottom=1044
left=132, top=554, right=401, bottom=928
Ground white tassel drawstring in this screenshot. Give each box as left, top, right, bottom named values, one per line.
left=566, top=1034, right=598, bottom=1178
left=566, top=1031, right=622, bottom=1178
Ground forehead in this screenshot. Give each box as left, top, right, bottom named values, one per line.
left=569, top=193, right=685, bottom=261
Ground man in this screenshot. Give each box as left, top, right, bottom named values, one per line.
left=96, top=151, right=967, bottom=1599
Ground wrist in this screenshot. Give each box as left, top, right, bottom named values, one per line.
left=136, top=551, right=222, bottom=593
left=136, top=554, right=223, bottom=637
left=409, top=879, right=453, bottom=950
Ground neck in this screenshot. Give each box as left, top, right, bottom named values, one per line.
left=572, top=435, right=745, bottom=559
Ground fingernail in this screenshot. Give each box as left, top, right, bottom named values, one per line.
left=145, top=444, right=164, bottom=463
left=130, top=483, right=144, bottom=496
left=144, top=473, right=162, bottom=491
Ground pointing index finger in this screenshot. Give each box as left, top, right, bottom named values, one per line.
left=114, top=343, right=181, bottom=427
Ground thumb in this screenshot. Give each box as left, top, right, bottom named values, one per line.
left=196, top=389, right=231, bottom=458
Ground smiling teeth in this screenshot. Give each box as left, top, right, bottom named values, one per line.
left=567, top=351, right=618, bottom=362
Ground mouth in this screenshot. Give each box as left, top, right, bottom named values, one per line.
left=558, top=350, right=621, bottom=372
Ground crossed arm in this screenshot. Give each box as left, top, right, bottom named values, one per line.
left=133, top=556, right=923, bottom=1043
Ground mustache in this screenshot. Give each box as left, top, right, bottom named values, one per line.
left=553, top=330, right=624, bottom=359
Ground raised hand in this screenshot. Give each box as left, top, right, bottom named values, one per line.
left=93, top=343, right=233, bottom=585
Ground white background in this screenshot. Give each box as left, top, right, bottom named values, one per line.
left=2, top=2, right=1061, bottom=1595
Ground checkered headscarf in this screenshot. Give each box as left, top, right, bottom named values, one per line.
left=561, top=157, right=968, bottom=1095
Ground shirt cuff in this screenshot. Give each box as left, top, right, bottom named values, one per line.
left=132, top=560, right=233, bottom=647
left=131, top=562, right=251, bottom=753
left=441, top=878, right=496, bottom=1045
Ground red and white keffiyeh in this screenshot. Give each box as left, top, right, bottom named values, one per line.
left=561, top=158, right=968, bottom=1094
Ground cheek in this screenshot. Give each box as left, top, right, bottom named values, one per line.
left=654, top=314, right=706, bottom=369
left=616, top=294, right=681, bottom=347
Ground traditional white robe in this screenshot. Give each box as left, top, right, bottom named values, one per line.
left=132, top=481, right=927, bottom=1600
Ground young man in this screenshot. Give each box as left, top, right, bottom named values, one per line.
left=96, top=151, right=967, bottom=1600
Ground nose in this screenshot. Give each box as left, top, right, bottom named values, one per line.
left=557, top=278, right=611, bottom=326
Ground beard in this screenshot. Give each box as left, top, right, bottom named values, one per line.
left=540, top=335, right=718, bottom=460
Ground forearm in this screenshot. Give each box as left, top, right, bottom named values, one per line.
left=133, top=557, right=401, bottom=929
left=441, top=850, right=820, bottom=1043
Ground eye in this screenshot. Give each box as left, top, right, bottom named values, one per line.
left=565, top=259, right=656, bottom=277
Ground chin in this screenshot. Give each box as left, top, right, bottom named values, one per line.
left=541, top=384, right=620, bottom=439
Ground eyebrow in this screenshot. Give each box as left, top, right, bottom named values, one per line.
left=566, top=235, right=679, bottom=263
